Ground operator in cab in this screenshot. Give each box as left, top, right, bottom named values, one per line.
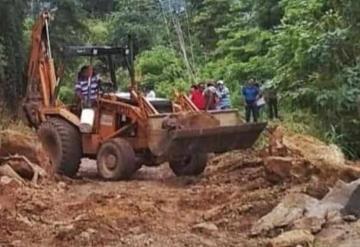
left=75, top=65, right=101, bottom=107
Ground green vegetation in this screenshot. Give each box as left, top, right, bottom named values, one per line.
left=136, top=46, right=188, bottom=97
left=0, top=0, right=27, bottom=111
left=1, top=0, right=360, bottom=157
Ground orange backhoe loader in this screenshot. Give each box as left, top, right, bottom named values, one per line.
left=23, top=11, right=266, bottom=180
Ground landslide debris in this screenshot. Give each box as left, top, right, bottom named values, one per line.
left=264, top=126, right=360, bottom=184
left=0, top=130, right=51, bottom=184
left=0, top=125, right=360, bottom=246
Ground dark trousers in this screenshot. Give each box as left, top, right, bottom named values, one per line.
left=267, top=98, right=278, bottom=119
left=245, top=101, right=258, bottom=123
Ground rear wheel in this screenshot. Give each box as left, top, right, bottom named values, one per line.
left=38, top=118, right=82, bottom=177
left=169, top=154, right=208, bottom=176
left=97, top=138, right=136, bottom=180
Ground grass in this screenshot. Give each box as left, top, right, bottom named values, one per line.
left=0, top=108, right=33, bottom=134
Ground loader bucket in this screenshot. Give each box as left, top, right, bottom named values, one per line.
left=148, top=122, right=267, bottom=158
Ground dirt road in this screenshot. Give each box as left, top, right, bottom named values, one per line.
left=0, top=150, right=291, bottom=247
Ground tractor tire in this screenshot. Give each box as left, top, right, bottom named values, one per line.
left=38, top=118, right=82, bottom=177
left=97, top=138, right=136, bottom=180
left=169, top=154, right=208, bottom=176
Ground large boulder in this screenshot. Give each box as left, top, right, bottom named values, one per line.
left=252, top=179, right=360, bottom=237
left=251, top=193, right=318, bottom=236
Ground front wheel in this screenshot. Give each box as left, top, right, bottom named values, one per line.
left=169, top=154, right=208, bottom=176
left=97, top=138, right=136, bottom=180
left=37, top=118, right=82, bottom=177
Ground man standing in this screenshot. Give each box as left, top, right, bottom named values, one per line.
left=203, top=82, right=218, bottom=110
left=216, top=80, right=231, bottom=110
left=242, top=78, right=260, bottom=122
left=264, top=81, right=279, bottom=120
left=190, top=84, right=205, bottom=110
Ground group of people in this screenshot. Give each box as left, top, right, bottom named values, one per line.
left=189, top=78, right=279, bottom=123
left=242, top=78, right=279, bottom=122
left=75, top=65, right=279, bottom=123
left=189, top=80, right=231, bottom=111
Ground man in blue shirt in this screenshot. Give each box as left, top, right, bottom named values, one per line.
left=242, top=78, right=260, bottom=122
left=216, top=80, right=231, bottom=110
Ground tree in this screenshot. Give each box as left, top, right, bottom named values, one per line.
left=136, top=46, right=187, bottom=97
left=110, top=0, right=165, bottom=54
left=190, top=0, right=233, bottom=52
left=253, top=0, right=282, bottom=29
left=0, top=0, right=28, bottom=111
left=46, top=0, right=89, bottom=57
left=80, top=0, right=115, bottom=17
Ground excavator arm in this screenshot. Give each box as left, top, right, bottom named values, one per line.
left=24, top=11, right=57, bottom=127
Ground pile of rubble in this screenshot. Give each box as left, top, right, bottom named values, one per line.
left=251, top=126, right=360, bottom=247
left=2, top=125, right=360, bottom=246
left=264, top=126, right=360, bottom=184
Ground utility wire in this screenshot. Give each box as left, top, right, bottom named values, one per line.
left=158, top=0, right=196, bottom=82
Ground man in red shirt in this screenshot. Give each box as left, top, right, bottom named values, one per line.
left=190, top=84, right=205, bottom=110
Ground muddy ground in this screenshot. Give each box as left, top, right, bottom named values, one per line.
left=4, top=146, right=360, bottom=247
left=0, top=150, right=296, bottom=247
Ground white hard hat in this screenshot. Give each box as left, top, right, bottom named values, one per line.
left=217, top=80, right=224, bottom=85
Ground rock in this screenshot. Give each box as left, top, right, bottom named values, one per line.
left=316, top=224, right=352, bottom=246
left=264, top=156, right=313, bottom=183
left=0, top=176, right=14, bottom=185
left=326, top=210, right=344, bottom=224
left=11, top=240, right=22, bottom=247
left=264, top=156, right=293, bottom=183
left=322, top=181, right=358, bottom=207
left=0, top=164, right=26, bottom=184
left=55, top=224, right=75, bottom=241
left=78, top=228, right=97, bottom=241
left=343, top=215, right=357, bottom=222
left=307, top=180, right=360, bottom=220
left=7, top=159, right=34, bottom=180
left=192, top=222, right=219, bottom=233
left=253, top=179, right=360, bottom=238
left=80, top=231, right=91, bottom=240
left=129, top=226, right=142, bottom=234
left=268, top=230, right=315, bottom=247
left=251, top=193, right=318, bottom=236
left=57, top=182, right=68, bottom=191
left=87, top=228, right=97, bottom=234
left=144, top=237, right=154, bottom=246
left=342, top=184, right=360, bottom=218
left=305, top=180, right=329, bottom=199
left=294, top=216, right=325, bottom=234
